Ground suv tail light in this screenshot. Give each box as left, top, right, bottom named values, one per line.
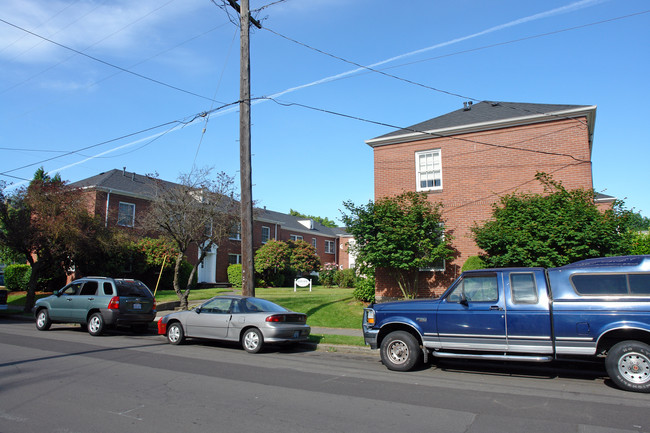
left=107, top=296, right=120, bottom=310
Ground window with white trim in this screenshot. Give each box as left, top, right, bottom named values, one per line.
left=312, top=238, right=317, bottom=249
left=290, top=234, right=303, bottom=241
left=228, top=254, right=241, bottom=265
left=416, top=149, right=442, bottom=191
left=261, top=226, right=270, bottom=243
left=325, top=240, right=335, bottom=254
left=229, top=223, right=241, bottom=240
left=117, top=202, right=135, bottom=227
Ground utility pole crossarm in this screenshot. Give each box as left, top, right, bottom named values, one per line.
left=225, top=0, right=262, bottom=29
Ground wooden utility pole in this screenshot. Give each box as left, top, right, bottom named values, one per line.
left=228, top=0, right=260, bottom=297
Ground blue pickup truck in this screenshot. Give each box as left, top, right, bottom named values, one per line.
left=362, top=255, right=650, bottom=392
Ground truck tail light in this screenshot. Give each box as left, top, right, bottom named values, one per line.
left=107, top=296, right=119, bottom=310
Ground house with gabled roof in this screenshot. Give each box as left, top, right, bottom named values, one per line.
left=71, top=168, right=349, bottom=284
left=367, top=101, right=608, bottom=300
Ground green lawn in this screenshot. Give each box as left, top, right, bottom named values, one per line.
left=156, top=286, right=365, bottom=329
left=6, top=285, right=366, bottom=330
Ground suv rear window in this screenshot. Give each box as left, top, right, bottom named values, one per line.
left=115, top=280, right=153, bottom=298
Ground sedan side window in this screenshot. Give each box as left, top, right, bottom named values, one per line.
left=201, top=298, right=233, bottom=314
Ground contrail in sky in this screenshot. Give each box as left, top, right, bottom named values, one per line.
left=42, top=0, right=606, bottom=179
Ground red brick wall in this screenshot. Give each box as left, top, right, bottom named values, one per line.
left=373, top=118, right=594, bottom=299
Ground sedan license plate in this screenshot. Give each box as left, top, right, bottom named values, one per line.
left=133, top=303, right=141, bottom=310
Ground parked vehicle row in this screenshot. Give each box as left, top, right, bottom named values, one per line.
left=32, top=277, right=310, bottom=354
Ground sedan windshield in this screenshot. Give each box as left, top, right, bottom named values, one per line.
left=242, top=298, right=288, bottom=313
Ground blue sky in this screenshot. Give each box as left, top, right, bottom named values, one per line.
left=1, top=0, right=648, bottom=223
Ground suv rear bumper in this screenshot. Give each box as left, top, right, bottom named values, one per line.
left=101, top=309, right=156, bottom=326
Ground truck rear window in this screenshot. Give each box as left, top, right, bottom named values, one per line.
left=571, top=273, right=650, bottom=296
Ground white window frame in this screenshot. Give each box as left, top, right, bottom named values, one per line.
left=312, top=238, right=317, bottom=249
left=117, top=202, right=135, bottom=227
left=415, top=149, right=442, bottom=192
left=261, top=226, right=270, bottom=243
left=325, top=240, right=335, bottom=254
left=229, top=223, right=241, bottom=241
left=290, top=234, right=303, bottom=241
left=228, top=254, right=241, bottom=265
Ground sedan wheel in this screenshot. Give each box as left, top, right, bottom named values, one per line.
left=242, top=328, right=263, bottom=353
left=167, top=322, right=185, bottom=345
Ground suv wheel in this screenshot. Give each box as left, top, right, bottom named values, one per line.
left=87, top=312, right=105, bottom=336
left=36, top=309, right=52, bottom=331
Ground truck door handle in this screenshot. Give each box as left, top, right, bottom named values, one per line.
left=490, top=305, right=502, bottom=311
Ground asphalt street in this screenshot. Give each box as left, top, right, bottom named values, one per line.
left=1, top=319, right=650, bottom=433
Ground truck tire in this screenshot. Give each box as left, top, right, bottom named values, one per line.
left=380, top=330, right=421, bottom=371
left=605, top=340, right=650, bottom=393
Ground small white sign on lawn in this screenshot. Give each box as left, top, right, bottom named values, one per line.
left=294, top=277, right=312, bottom=292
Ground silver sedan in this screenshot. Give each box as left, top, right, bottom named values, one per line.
left=157, top=295, right=310, bottom=353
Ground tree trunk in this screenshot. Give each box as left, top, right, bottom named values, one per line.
left=172, top=252, right=189, bottom=310
left=23, top=258, right=42, bottom=313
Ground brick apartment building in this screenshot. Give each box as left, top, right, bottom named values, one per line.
left=72, top=169, right=351, bottom=284
left=367, top=101, right=612, bottom=300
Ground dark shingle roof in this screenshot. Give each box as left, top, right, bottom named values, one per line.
left=70, top=169, right=174, bottom=199
left=71, top=169, right=348, bottom=238
left=367, top=101, right=596, bottom=147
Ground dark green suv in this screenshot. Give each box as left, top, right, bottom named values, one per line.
left=34, top=277, right=156, bottom=336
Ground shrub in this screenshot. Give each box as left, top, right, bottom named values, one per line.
left=461, top=255, right=487, bottom=272
left=227, top=264, right=242, bottom=288
left=4, top=264, right=31, bottom=292
left=353, top=277, right=375, bottom=303
left=320, top=262, right=338, bottom=287
left=335, top=268, right=357, bottom=288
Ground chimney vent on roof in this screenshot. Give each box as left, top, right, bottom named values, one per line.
left=132, top=172, right=135, bottom=181
left=463, top=101, right=473, bottom=111
left=123, top=167, right=126, bottom=176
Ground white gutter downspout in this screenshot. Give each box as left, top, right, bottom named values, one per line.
left=105, top=190, right=112, bottom=227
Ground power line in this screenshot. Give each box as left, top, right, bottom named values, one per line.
left=264, top=97, right=590, bottom=163
left=0, top=17, right=225, bottom=103
left=263, top=10, right=650, bottom=127
left=0, top=100, right=240, bottom=179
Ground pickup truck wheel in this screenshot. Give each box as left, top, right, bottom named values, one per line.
left=380, top=331, right=420, bottom=371
left=606, top=341, right=650, bottom=393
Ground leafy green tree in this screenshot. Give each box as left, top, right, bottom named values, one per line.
left=628, top=232, right=650, bottom=255
left=254, top=240, right=291, bottom=286
left=472, top=173, right=633, bottom=268
left=0, top=170, right=104, bottom=311
left=288, top=240, right=321, bottom=276
left=289, top=209, right=337, bottom=228
left=628, top=212, right=650, bottom=232
left=341, top=191, right=454, bottom=299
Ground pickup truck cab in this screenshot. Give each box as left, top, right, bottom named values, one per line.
left=363, top=255, right=650, bottom=392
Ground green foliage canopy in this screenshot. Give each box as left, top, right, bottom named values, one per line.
left=341, top=191, right=454, bottom=299
left=472, top=173, right=633, bottom=268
